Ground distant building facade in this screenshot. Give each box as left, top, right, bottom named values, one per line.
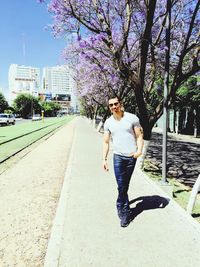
left=42, top=65, right=78, bottom=112
left=8, top=64, right=40, bottom=103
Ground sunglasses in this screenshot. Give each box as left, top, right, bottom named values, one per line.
left=109, top=102, right=119, bottom=107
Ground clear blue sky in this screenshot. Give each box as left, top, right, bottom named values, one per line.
left=0, top=0, right=66, bottom=91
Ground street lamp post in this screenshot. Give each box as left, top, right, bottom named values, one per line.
left=162, top=0, right=171, bottom=184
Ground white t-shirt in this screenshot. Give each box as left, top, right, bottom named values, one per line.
left=104, top=112, right=141, bottom=156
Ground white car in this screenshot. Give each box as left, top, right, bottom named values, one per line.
left=0, top=114, right=15, bottom=126
left=32, top=114, right=42, bottom=121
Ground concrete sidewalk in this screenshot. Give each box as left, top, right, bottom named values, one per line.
left=44, top=117, right=200, bottom=267
left=153, top=127, right=200, bottom=144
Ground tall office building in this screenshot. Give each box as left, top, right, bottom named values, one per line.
left=42, top=65, right=78, bottom=112
left=8, top=64, right=40, bottom=103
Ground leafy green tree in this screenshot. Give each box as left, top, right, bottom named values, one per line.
left=13, top=93, right=41, bottom=118
left=41, top=101, right=61, bottom=117
left=176, top=77, right=199, bottom=106
left=176, top=76, right=200, bottom=134
left=0, top=92, right=9, bottom=113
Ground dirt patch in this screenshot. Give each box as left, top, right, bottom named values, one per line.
left=0, top=120, right=75, bottom=267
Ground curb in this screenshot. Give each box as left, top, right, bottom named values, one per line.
left=43, top=128, right=76, bottom=267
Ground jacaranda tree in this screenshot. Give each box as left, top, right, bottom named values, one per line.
left=68, top=38, right=130, bottom=120
left=39, top=0, right=200, bottom=140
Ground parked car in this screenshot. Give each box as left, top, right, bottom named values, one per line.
left=32, top=114, right=42, bottom=121
left=0, top=113, right=15, bottom=126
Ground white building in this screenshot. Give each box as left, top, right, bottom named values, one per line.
left=42, top=65, right=78, bottom=112
left=8, top=64, right=40, bottom=103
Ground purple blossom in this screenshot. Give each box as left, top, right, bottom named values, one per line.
left=38, top=0, right=200, bottom=110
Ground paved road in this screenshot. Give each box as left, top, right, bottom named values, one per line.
left=44, top=117, right=200, bottom=267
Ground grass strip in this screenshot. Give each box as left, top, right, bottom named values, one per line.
left=0, top=117, right=68, bottom=144
left=143, top=159, right=200, bottom=223
left=0, top=116, right=74, bottom=163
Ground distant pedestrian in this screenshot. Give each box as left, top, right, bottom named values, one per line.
left=103, top=96, right=144, bottom=227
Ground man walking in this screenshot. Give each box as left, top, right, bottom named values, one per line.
left=103, top=96, right=144, bottom=227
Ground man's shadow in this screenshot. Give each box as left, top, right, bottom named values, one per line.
left=129, top=195, right=170, bottom=221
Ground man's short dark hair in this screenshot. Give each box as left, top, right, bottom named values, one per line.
left=108, top=94, right=121, bottom=102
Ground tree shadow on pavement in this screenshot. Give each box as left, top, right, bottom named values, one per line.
left=129, top=195, right=170, bottom=221
left=145, top=132, right=200, bottom=187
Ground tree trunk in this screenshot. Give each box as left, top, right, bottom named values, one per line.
left=193, top=109, right=197, bottom=137
left=178, top=108, right=186, bottom=133
left=196, top=106, right=200, bottom=136
left=92, top=105, right=98, bottom=128
left=185, top=108, right=194, bottom=134
left=134, top=84, right=152, bottom=141
left=97, top=110, right=109, bottom=132
left=173, top=108, right=176, bottom=133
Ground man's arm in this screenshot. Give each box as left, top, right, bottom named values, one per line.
left=103, top=132, right=110, bottom=171
left=132, top=126, right=144, bottom=158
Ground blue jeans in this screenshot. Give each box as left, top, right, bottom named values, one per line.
left=113, top=154, right=136, bottom=217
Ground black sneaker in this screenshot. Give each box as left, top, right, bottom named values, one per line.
left=117, top=210, right=122, bottom=219
left=120, top=215, right=130, bottom=227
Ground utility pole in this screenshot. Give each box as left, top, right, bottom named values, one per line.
left=162, top=0, right=171, bottom=184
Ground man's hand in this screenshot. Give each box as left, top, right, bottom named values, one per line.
left=129, top=151, right=142, bottom=159
left=103, top=159, right=109, bottom=171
